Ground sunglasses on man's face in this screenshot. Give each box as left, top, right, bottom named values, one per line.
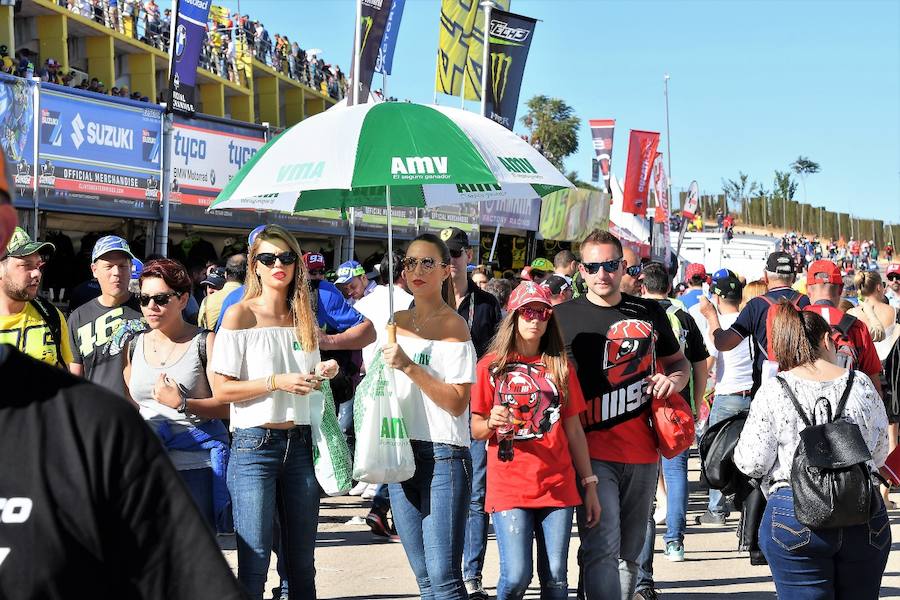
left=401, top=256, right=446, bottom=273
left=517, top=306, right=553, bottom=322
left=139, top=291, right=182, bottom=307
left=625, top=265, right=642, bottom=277
left=307, top=269, right=325, bottom=277
left=888, top=274, right=900, bottom=282
left=449, top=248, right=464, bottom=259
left=581, top=258, right=622, bottom=275
left=256, top=251, right=299, bottom=267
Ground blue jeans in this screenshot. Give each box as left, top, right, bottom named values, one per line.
left=576, top=460, right=658, bottom=600
left=707, top=394, right=751, bottom=514
left=227, top=426, right=321, bottom=600
left=390, top=441, right=472, bottom=600
left=493, top=506, right=574, bottom=600
left=760, top=487, right=890, bottom=600
left=179, top=466, right=215, bottom=530
left=635, top=449, right=689, bottom=592
left=463, top=438, right=489, bottom=583
left=372, top=483, right=391, bottom=512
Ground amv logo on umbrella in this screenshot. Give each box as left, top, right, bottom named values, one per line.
left=391, top=156, right=450, bottom=181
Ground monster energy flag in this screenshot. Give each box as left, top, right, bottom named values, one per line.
left=349, top=0, right=391, bottom=105
left=166, top=0, right=212, bottom=115
left=484, top=9, right=536, bottom=130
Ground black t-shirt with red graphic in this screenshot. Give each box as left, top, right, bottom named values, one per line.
left=555, top=294, right=680, bottom=464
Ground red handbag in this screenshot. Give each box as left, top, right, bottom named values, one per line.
left=651, top=391, right=696, bottom=459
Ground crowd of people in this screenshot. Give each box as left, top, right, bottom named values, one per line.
left=780, top=231, right=892, bottom=273
left=3, top=138, right=900, bottom=599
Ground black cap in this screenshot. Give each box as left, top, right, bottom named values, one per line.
left=541, top=275, right=571, bottom=296
left=439, top=227, right=469, bottom=252
left=712, top=271, right=743, bottom=301
left=766, top=251, right=795, bottom=275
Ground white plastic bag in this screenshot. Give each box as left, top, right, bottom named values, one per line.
left=353, top=351, right=416, bottom=483
left=310, top=380, right=353, bottom=496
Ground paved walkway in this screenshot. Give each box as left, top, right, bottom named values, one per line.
left=222, top=455, right=900, bottom=598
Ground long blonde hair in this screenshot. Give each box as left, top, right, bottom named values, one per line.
left=244, top=224, right=318, bottom=351
left=486, top=309, right=570, bottom=405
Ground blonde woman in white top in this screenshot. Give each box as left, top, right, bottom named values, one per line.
left=211, top=224, right=337, bottom=600
left=380, top=232, right=477, bottom=600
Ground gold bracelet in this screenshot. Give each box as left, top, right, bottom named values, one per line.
left=265, top=374, right=274, bottom=393
left=270, top=374, right=278, bottom=392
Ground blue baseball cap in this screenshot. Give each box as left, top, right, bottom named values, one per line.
left=131, top=258, right=144, bottom=280
left=335, top=260, right=365, bottom=284
left=92, top=235, right=135, bottom=262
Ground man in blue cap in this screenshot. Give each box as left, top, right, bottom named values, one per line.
left=334, top=259, right=376, bottom=305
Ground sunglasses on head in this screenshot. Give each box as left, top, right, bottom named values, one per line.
left=256, top=251, right=298, bottom=267
left=517, top=306, right=553, bottom=322
left=138, top=291, right=182, bottom=307
left=401, top=256, right=446, bottom=273
left=582, top=258, right=622, bottom=275
left=625, top=264, right=642, bottom=277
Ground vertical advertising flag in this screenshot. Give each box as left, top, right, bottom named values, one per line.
left=350, top=0, right=391, bottom=105
left=589, top=119, right=615, bottom=193
left=483, top=9, right=536, bottom=130
left=463, top=0, right=511, bottom=101
left=653, top=153, right=668, bottom=222
left=435, top=0, right=480, bottom=96
left=375, top=0, right=406, bottom=75
left=167, top=0, right=212, bottom=116
left=621, top=130, right=660, bottom=216
left=683, top=180, right=700, bottom=219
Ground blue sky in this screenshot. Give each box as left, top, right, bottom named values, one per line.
left=225, top=0, right=900, bottom=223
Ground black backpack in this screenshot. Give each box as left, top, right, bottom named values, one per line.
left=29, top=297, right=63, bottom=368
left=776, top=371, right=874, bottom=529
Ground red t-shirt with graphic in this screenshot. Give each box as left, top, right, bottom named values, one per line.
left=472, top=353, right=587, bottom=513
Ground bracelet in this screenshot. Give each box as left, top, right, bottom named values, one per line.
left=265, top=374, right=277, bottom=393
left=581, top=475, right=599, bottom=487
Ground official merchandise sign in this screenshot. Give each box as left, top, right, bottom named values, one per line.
left=484, top=9, right=537, bottom=130
left=421, top=203, right=479, bottom=243
left=36, top=86, right=163, bottom=218
left=167, top=0, right=212, bottom=115
left=356, top=205, right=417, bottom=238
left=0, top=74, right=37, bottom=207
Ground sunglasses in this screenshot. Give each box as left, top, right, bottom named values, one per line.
left=256, top=251, right=299, bottom=267
left=625, top=265, right=642, bottom=277
left=307, top=269, right=325, bottom=277
left=449, top=248, right=464, bottom=259
left=517, top=306, right=553, bottom=322
left=401, top=256, right=446, bottom=273
left=888, top=274, right=900, bottom=282
left=138, top=291, right=182, bottom=307
left=582, top=259, right=622, bottom=275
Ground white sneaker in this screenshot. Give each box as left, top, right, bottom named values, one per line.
left=361, top=483, right=379, bottom=500
left=653, top=503, right=667, bottom=525
left=349, top=481, right=369, bottom=496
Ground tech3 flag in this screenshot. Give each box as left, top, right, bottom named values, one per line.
left=167, top=0, right=212, bottom=115
left=350, top=0, right=391, bottom=105
left=484, top=9, right=536, bottom=129
left=375, top=0, right=405, bottom=75
left=621, top=130, right=660, bottom=216
left=589, top=119, right=615, bottom=192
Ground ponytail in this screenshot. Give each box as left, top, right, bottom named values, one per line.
left=855, top=271, right=882, bottom=298
left=771, top=300, right=831, bottom=371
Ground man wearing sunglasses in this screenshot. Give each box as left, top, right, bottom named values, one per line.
left=886, top=263, right=900, bottom=309
left=303, top=252, right=327, bottom=282
left=619, top=246, right=643, bottom=296
left=441, top=226, right=502, bottom=600
left=553, top=229, right=690, bottom=600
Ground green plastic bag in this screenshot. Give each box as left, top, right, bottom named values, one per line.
left=310, top=380, right=353, bottom=496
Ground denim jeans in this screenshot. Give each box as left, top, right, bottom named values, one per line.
left=227, top=426, right=321, bottom=600
left=493, top=506, right=574, bottom=600
left=463, top=438, right=489, bottom=583
left=576, top=460, right=658, bottom=600
left=390, top=441, right=472, bottom=600
left=635, top=449, right=689, bottom=592
left=179, top=466, right=215, bottom=530
left=372, top=483, right=391, bottom=512
left=760, top=487, right=890, bottom=600
left=707, top=394, right=751, bottom=514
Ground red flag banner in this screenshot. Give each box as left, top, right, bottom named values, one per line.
left=589, top=119, right=615, bottom=193
left=621, top=130, right=660, bottom=216
left=683, top=180, right=700, bottom=219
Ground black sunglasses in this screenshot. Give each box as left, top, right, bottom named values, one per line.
left=449, top=248, right=464, bottom=259
left=888, top=274, right=900, bottom=282
left=582, top=259, right=622, bottom=275
left=625, top=264, right=642, bottom=277
left=308, top=269, right=325, bottom=276
left=401, top=256, right=446, bottom=272
left=139, top=291, right=182, bottom=307
left=256, top=251, right=299, bottom=267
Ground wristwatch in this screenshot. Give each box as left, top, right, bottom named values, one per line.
left=581, top=475, right=599, bottom=487
left=177, top=394, right=188, bottom=414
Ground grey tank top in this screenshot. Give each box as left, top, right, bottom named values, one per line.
left=129, top=330, right=213, bottom=471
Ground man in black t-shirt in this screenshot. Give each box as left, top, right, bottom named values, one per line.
left=68, top=235, right=146, bottom=398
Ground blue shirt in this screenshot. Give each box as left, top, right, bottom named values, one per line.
left=214, top=281, right=365, bottom=333
left=679, top=288, right=707, bottom=310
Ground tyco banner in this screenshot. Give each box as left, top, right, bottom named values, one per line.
left=167, top=0, right=212, bottom=115
left=375, top=0, right=405, bottom=76
left=350, top=0, right=391, bottom=105
left=621, top=130, right=659, bottom=216
left=589, top=119, right=615, bottom=193
left=36, top=86, right=163, bottom=217
left=484, top=9, right=535, bottom=129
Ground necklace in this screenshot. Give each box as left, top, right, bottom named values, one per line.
left=151, top=333, right=180, bottom=366
left=412, top=306, right=443, bottom=333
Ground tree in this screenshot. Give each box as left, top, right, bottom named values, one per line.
left=722, top=171, right=759, bottom=222
left=791, top=155, right=820, bottom=202
left=773, top=170, right=798, bottom=229
left=565, top=170, right=600, bottom=190
left=520, top=95, right=580, bottom=171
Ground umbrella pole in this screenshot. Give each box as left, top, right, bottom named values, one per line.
left=386, top=185, right=397, bottom=344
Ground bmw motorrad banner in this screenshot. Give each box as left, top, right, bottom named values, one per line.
left=167, top=0, right=211, bottom=115
left=0, top=74, right=37, bottom=207
left=36, top=86, right=163, bottom=218
left=349, top=0, right=391, bottom=105
left=484, top=9, right=536, bottom=130
left=375, top=0, right=405, bottom=76
left=589, top=119, right=615, bottom=193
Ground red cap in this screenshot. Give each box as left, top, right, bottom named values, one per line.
left=507, top=281, right=552, bottom=312
left=303, top=252, right=326, bottom=270
left=888, top=263, right=900, bottom=277
left=685, top=263, right=707, bottom=282
left=807, top=259, right=842, bottom=286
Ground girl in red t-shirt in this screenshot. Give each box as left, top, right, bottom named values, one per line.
left=471, top=282, right=601, bottom=599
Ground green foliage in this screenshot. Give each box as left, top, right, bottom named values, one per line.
left=791, top=156, right=821, bottom=176
left=520, top=95, right=581, bottom=170
left=773, top=170, right=798, bottom=202
left=565, top=170, right=601, bottom=190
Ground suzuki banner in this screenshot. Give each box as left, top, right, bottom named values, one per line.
left=349, top=0, right=391, bottom=105
left=37, top=86, right=163, bottom=218
left=0, top=74, right=37, bottom=207
left=589, top=119, right=615, bottom=193
left=484, top=9, right=536, bottom=129
left=621, top=129, right=659, bottom=216
left=167, top=0, right=212, bottom=115
left=375, top=0, right=405, bottom=76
